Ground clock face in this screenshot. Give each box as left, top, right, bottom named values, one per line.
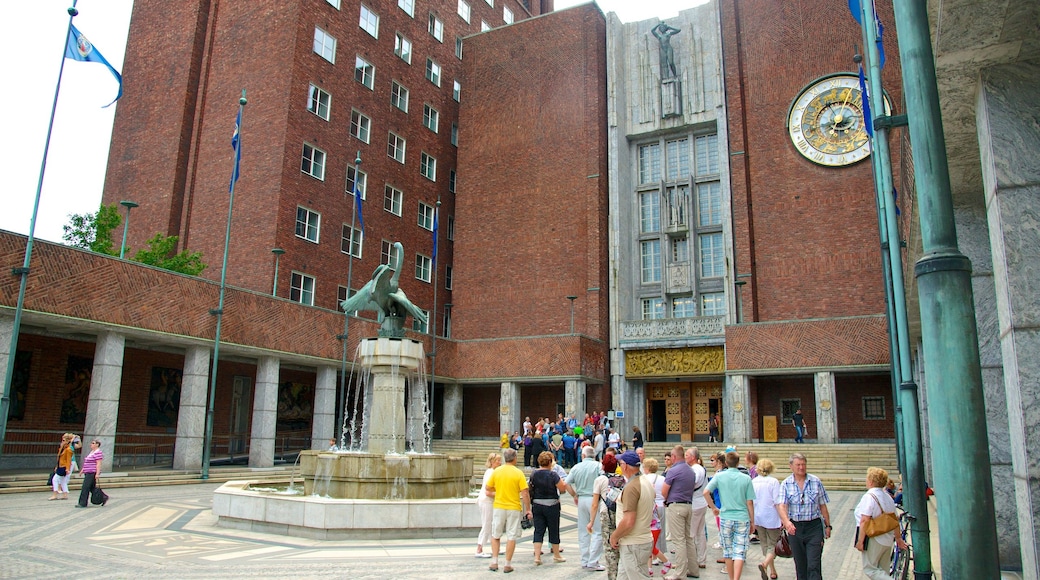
left=788, top=74, right=873, bottom=167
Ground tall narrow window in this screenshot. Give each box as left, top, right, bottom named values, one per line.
left=453, top=80, right=461, bottom=101
left=295, top=206, right=321, bottom=242
left=420, top=152, right=437, bottom=181
left=388, top=132, right=406, bottom=163
left=503, top=6, right=513, bottom=23
left=301, top=143, right=326, bottom=180
left=313, top=28, right=336, bottom=63
left=455, top=37, right=464, bottom=59
left=346, top=166, right=367, bottom=198
left=639, top=143, right=662, bottom=184
left=641, top=239, right=662, bottom=283
left=698, top=233, right=724, bottom=277
left=359, top=5, right=380, bottom=38
left=341, top=224, right=363, bottom=258
left=449, top=169, right=457, bottom=193
left=384, top=185, right=403, bottom=216
left=481, top=21, right=491, bottom=32
left=451, top=123, right=458, bottom=146
left=398, top=0, right=415, bottom=17
left=418, top=202, right=435, bottom=230
left=696, top=133, right=720, bottom=175
left=457, top=0, right=471, bottom=23
left=381, top=239, right=400, bottom=264
left=350, top=110, right=371, bottom=143
left=428, top=14, right=444, bottom=42
left=415, top=254, right=432, bottom=282
left=290, top=272, right=315, bottom=305
left=697, top=182, right=722, bottom=226
left=445, top=265, right=453, bottom=290
left=425, top=59, right=441, bottom=86
left=422, top=104, right=439, bottom=132
left=671, top=235, right=689, bottom=262
left=394, top=33, right=412, bottom=63
left=447, top=216, right=455, bottom=240
left=390, top=81, right=409, bottom=112
left=307, top=84, right=330, bottom=120
left=326, top=0, right=341, bottom=8
left=639, top=192, right=660, bottom=233
left=355, top=56, right=374, bottom=89
left=665, top=137, right=690, bottom=180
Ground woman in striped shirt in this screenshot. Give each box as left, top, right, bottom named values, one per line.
left=75, top=439, right=104, bottom=508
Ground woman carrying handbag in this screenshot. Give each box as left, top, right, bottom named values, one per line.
left=853, top=468, right=907, bottom=579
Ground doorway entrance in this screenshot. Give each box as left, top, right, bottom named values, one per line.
left=647, top=382, right=723, bottom=442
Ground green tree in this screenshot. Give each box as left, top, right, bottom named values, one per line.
left=131, top=233, right=206, bottom=276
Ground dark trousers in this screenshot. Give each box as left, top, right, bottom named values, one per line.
left=532, top=502, right=561, bottom=545
left=790, top=518, right=825, bottom=580
left=77, top=472, right=97, bottom=507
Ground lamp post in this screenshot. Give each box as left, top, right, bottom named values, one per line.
left=270, top=248, right=285, bottom=295
left=118, top=200, right=138, bottom=259
left=566, top=295, right=578, bottom=335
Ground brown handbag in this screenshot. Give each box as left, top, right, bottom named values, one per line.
left=775, top=529, right=793, bottom=558
left=863, top=493, right=900, bottom=537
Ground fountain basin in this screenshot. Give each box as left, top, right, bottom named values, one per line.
left=300, top=451, right=472, bottom=500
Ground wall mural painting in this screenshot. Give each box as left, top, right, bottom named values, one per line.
left=61, top=355, right=93, bottom=424
left=277, top=381, right=313, bottom=431
left=7, top=351, right=31, bottom=421
left=147, top=367, right=183, bottom=427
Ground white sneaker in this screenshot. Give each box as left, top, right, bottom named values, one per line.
left=475, top=552, right=492, bottom=558
left=712, top=542, right=722, bottom=549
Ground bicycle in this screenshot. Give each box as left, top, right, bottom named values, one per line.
left=889, top=508, right=915, bottom=580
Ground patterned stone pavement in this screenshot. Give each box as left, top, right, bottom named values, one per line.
left=0, top=483, right=910, bottom=579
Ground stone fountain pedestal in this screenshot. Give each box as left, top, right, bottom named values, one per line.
left=358, top=337, right=424, bottom=455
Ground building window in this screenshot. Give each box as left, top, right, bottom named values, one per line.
left=418, top=201, right=435, bottom=230
left=420, top=152, right=437, bottom=181
left=394, top=33, right=412, bottom=63
left=698, top=233, right=724, bottom=278
left=701, top=292, right=726, bottom=316
left=301, top=143, right=326, bottom=180
left=412, top=309, right=430, bottom=333
left=481, top=20, right=491, bottom=32
left=455, top=37, right=464, bottom=59
left=639, top=192, right=660, bottom=233
left=359, top=5, right=379, bottom=38
left=416, top=253, right=432, bottom=282
left=457, top=0, right=471, bottom=23
left=695, top=133, right=720, bottom=175
left=697, top=182, right=722, bottom=227
left=425, top=58, right=441, bottom=86
left=384, top=185, right=403, bottom=216
left=295, top=206, right=321, bottom=242
left=642, top=298, right=665, bottom=320
left=641, top=239, right=661, bottom=283
left=307, top=84, right=330, bottom=120
left=639, top=143, right=662, bottom=184
left=503, top=6, right=513, bottom=23
left=453, top=80, right=461, bottom=101
left=447, top=216, right=455, bottom=240
left=346, top=166, right=367, bottom=198
left=355, top=56, right=374, bottom=89
left=338, top=286, right=358, bottom=313
left=445, top=265, right=453, bottom=289
left=780, top=399, right=801, bottom=425
left=387, top=132, right=406, bottom=163
left=390, top=81, right=409, bottom=112
left=484, top=0, right=493, bottom=6
left=449, top=169, right=457, bottom=193
left=313, top=28, right=336, bottom=63
left=381, top=239, right=400, bottom=264
left=290, top=272, right=315, bottom=305
left=451, top=123, right=458, bottom=146
left=350, top=110, right=371, bottom=143
left=442, top=309, right=452, bottom=337
left=422, top=104, right=439, bottom=133
left=341, top=224, right=363, bottom=258
left=326, top=0, right=340, bottom=8
left=863, top=397, right=886, bottom=420
left=428, top=14, right=444, bottom=42
left=671, top=235, right=688, bottom=262
left=665, top=137, right=690, bottom=180
left=672, top=296, right=696, bottom=318
left=398, top=0, right=415, bottom=17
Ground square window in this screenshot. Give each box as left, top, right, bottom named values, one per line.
left=449, top=169, right=457, bottom=193
left=308, top=84, right=330, bottom=120
left=290, top=272, right=315, bottom=305
left=350, top=110, right=371, bottom=143
left=863, top=396, right=886, bottom=420
left=381, top=239, right=400, bottom=264
left=415, top=253, right=432, bottom=282
left=639, top=192, right=660, bottom=233
left=341, top=224, right=363, bottom=258
left=388, top=132, right=406, bottom=163
left=451, top=123, right=458, bottom=146
left=395, top=33, right=412, bottom=63
left=301, top=143, right=326, bottom=180
left=422, top=104, right=439, bottom=133
left=384, top=185, right=403, bottom=216
left=780, top=399, right=801, bottom=425
left=346, top=166, right=367, bottom=198
left=295, top=206, right=321, bottom=242
left=355, top=56, right=374, bottom=89
left=359, top=5, right=379, bottom=38
left=313, top=28, right=337, bottom=63
left=420, top=152, right=437, bottom=181
left=398, top=0, right=415, bottom=17
left=642, top=298, right=664, bottom=320
left=428, top=14, right=444, bottom=42
left=453, top=80, right=461, bottom=101
left=457, top=0, right=471, bottom=23
left=672, top=296, right=696, bottom=318
left=641, top=239, right=661, bottom=283
left=418, top=201, right=435, bottom=230
left=503, top=6, right=513, bottom=23
left=425, top=58, right=441, bottom=87
left=391, top=81, right=409, bottom=112
left=445, top=265, right=453, bottom=290
left=701, top=292, right=726, bottom=316
left=698, top=233, right=724, bottom=278
left=455, top=36, right=464, bottom=59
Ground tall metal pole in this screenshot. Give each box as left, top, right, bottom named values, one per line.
left=890, top=0, right=1000, bottom=576
left=119, top=200, right=138, bottom=259
left=857, top=2, right=931, bottom=573
left=566, top=295, right=577, bottom=334
left=337, top=152, right=361, bottom=448
left=202, top=91, right=247, bottom=479
left=270, top=248, right=285, bottom=295
left=0, top=2, right=80, bottom=463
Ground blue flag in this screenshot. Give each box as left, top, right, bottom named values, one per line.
left=858, top=65, right=873, bottom=138
left=431, top=208, right=439, bottom=262
left=230, top=109, right=242, bottom=192
left=65, top=24, right=123, bottom=107
left=893, top=187, right=901, bottom=216
left=353, top=183, right=365, bottom=232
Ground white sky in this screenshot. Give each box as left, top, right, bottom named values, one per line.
left=1, top=0, right=703, bottom=243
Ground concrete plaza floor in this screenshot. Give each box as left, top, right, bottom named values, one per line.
left=0, top=483, right=925, bottom=579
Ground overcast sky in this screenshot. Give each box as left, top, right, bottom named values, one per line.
left=2, top=0, right=704, bottom=243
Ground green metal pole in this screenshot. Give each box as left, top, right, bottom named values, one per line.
left=889, top=0, right=1000, bottom=577
left=858, top=4, right=931, bottom=575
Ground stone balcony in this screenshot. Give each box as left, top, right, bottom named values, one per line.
left=619, top=315, right=726, bottom=349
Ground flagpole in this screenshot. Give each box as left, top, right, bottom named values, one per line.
left=338, top=152, right=362, bottom=449
left=0, top=2, right=80, bottom=463
left=428, top=199, right=441, bottom=450
left=201, top=91, right=247, bottom=479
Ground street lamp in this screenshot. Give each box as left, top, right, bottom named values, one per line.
left=118, top=200, right=138, bottom=259
left=271, top=248, right=285, bottom=295
left=566, top=295, right=578, bottom=334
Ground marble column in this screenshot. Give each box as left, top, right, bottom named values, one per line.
left=977, top=61, right=1040, bottom=575
left=441, top=383, right=463, bottom=440
left=249, top=356, right=279, bottom=467
left=724, top=374, right=751, bottom=443
left=83, top=332, right=125, bottom=467
left=565, top=379, right=587, bottom=419
left=813, top=372, right=837, bottom=443
left=173, top=346, right=209, bottom=470
left=311, top=366, right=337, bottom=450
left=499, top=382, right=520, bottom=438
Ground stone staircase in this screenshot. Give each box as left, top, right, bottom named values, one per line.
left=431, top=440, right=898, bottom=491
left=0, top=464, right=300, bottom=495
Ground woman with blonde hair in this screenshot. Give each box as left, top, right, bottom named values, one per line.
left=854, top=467, right=907, bottom=579
left=475, top=452, right=502, bottom=558
left=642, top=457, right=671, bottom=575
left=752, top=458, right=782, bottom=580
left=48, top=433, right=74, bottom=500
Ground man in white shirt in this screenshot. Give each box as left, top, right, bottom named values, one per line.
left=593, top=430, right=605, bottom=460
left=686, top=447, right=709, bottom=571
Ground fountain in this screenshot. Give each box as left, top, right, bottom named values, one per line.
left=212, top=243, right=476, bottom=539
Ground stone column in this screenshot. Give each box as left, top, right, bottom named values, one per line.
left=565, top=379, right=587, bottom=419
left=978, top=62, right=1040, bottom=575
left=83, top=332, right=125, bottom=468
left=499, top=382, right=520, bottom=438
left=441, top=383, right=463, bottom=440
left=0, top=315, right=12, bottom=415
left=406, top=379, right=427, bottom=452
left=311, top=366, right=337, bottom=450
left=173, top=346, right=209, bottom=470
left=813, top=372, right=837, bottom=443
left=249, top=356, right=279, bottom=467
left=725, top=374, right=751, bottom=443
